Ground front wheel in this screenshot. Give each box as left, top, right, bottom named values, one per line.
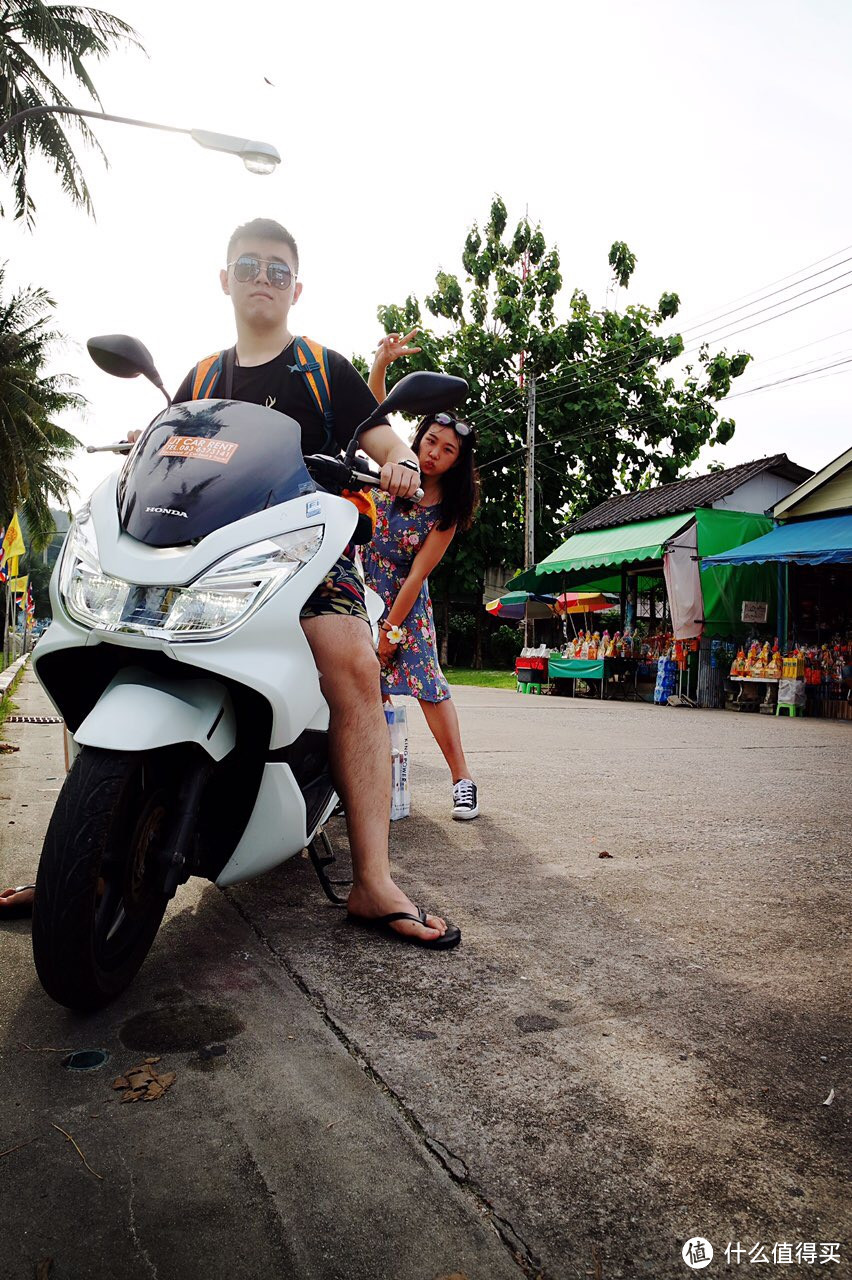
left=32, top=747, right=176, bottom=1010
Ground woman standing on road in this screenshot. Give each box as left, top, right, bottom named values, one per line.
left=363, top=331, right=481, bottom=820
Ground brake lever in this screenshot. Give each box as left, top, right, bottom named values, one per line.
left=349, top=468, right=424, bottom=502
left=86, top=442, right=133, bottom=454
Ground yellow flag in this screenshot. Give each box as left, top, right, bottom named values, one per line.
left=11, top=576, right=28, bottom=594
left=8, top=556, right=19, bottom=579
left=2, top=513, right=25, bottom=560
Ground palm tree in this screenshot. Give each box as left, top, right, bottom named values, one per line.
left=0, top=262, right=80, bottom=548
left=0, top=1, right=142, bottom=225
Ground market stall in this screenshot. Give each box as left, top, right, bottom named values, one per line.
left=702, top=449, right=852, bottom=719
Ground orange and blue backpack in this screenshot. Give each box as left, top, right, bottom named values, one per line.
left=187, top=338, right=377, bottom=539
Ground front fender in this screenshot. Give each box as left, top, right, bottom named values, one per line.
left=74, top=668, right=236, bottom=761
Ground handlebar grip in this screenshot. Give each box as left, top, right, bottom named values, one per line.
left=350, top=469, right=424, bottom=502
left=86, top=442, right=133, bottom=454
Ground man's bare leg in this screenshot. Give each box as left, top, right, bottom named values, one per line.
left=301, top=614, right=447, bottom=942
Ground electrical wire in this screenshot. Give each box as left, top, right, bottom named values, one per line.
left=671, top=241, right=852, bottom=329
left=677, top=255, right=852, bottom=337
left=471, top=269, right=852, bottom=445
left=477, top=344, right=852, bottom=475
left=452, top=245, right=852, bottom=425
left=675, top=267, right=852, bottom=346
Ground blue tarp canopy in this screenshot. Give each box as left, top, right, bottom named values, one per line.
left=702, top=513, right=852, bottom=568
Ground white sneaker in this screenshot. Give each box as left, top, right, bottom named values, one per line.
left=452, top=779, right=479, bottom=820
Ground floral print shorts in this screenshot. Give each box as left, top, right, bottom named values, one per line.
left=300, top=548, right=370, bottom=625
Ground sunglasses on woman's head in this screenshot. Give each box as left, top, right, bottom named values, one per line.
left=228, top=255, right=294, bottom=289
left=432, top=412, right=473, bottom=437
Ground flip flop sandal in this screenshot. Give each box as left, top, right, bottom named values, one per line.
left=0, top=885, right=35, bottom=920
left=347, top=905, right=461, bottom=950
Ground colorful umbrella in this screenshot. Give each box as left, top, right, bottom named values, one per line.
left=551, top=592, right=618, bottom=616
left=485, top=591, right=556, bottom=620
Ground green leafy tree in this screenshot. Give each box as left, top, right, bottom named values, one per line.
left=364, top=196, right=750, bottom=662
left=0, top=262, right=80, bottom=547
left=0, top=0, right=142, bottom=225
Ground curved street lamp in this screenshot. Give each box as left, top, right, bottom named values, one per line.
left=0, top=106, right=281, bottom=174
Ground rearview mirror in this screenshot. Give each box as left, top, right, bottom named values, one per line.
left=344, top=371, right=469, bottom=463
left=87, top=335, right=170, bottom=405
left=379, top=371, right=469, bottom=420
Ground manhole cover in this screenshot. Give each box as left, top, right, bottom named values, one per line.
left=62, top=1049, right=111, bottom=1072
left=5, top=716, right=63, bottom=725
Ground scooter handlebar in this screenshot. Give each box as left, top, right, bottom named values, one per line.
left=85, top=442, right=133, bottom=454
left=349, top=468, right=424, bottom=503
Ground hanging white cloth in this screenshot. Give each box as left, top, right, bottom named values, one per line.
left=663, top=520, right=704, bottom=639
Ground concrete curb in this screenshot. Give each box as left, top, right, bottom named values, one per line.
left=0, top=652, right=29, bottom=697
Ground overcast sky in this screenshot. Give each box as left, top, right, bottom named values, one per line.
left=3, top=0, right=851, bottom=505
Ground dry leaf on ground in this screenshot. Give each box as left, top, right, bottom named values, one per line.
left=112, top=1059, right=176, bottom=1102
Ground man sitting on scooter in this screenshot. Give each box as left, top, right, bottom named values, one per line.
left=174, top=218, right=459, bottom=950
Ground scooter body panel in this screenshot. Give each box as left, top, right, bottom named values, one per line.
left=216, top=762, right=309, bottom=885
left=34, top=471, right=365, bottom=886
left=74, top=668, right=236, bottom=762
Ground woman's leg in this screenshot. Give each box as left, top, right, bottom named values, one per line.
left=418, top=697, right=473, bottom=783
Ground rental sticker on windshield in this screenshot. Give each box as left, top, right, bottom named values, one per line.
left=159, top=435, right=239, bottom=464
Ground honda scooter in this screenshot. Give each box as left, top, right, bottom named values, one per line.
left=31, top=335, right=467, bottom=1010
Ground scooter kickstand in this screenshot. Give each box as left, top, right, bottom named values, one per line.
left=307, top=826, right=351, bottom=907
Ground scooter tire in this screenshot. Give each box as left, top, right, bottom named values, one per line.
left=32, top=746, right=171, bottom=1011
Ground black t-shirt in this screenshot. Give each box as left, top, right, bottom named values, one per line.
left=173, top=340, right=380, bottom=456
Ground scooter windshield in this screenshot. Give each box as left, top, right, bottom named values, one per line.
left=117, top=400, right=317, bottom=548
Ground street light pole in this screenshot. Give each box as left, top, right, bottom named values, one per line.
left=0, top=105, right=280, bottom=173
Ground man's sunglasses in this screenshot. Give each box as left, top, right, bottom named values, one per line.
left=227, top=255, right=294, bottom=289
left=431, top=412, right=473, bottom=437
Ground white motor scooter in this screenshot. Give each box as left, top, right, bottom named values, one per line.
left=31, top=335, right=467, bottom=1010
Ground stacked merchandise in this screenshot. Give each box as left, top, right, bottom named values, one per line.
left=563, top=629, right=634, bottom=660
left=654, top=655, right=678, bottom=704
left=729, top=640, right=783, bottom=680
left=794, top=643, right=851, bottom=720
left=516, top=645, right=549, bottom=688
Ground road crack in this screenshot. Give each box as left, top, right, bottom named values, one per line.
left=222, top=885, right=546, bottom=1279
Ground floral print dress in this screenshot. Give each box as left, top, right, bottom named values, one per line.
left=361, top=490, right=451, bottom=703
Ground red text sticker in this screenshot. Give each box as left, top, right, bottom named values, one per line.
left=158, top=435, right=239, bottom=464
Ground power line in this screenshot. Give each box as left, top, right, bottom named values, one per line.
left=678, top=266, right=852, bottom=346
left=678, top=254, right=852, bottom=337
left=672, top=241, right=852, bottom=329
left=468, top=246, right=852, bottom=425
left=722, top=353, right=852, bottom=399
left=478, top=344, right=852, bottom=476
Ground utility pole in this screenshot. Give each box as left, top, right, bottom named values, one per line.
left=523, top=372, right=536, bottom=648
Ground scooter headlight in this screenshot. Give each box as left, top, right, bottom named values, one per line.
left=60, top=507, right=131, bottom=628
left=60, top=518, right=324, bottom=640
left=163, top=528, right=324, bottom=638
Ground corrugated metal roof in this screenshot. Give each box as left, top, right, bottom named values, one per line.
left=509, top=512, right=692, bottom=591
left=569, top=454, right=812, bottom=533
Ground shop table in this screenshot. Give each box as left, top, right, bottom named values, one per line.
left=547, top=657, right=607, bottom=699
left=729, top=676, right=779, bottom=712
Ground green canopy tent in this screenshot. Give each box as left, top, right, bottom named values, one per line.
left=509, top=508, right=777, bottom=636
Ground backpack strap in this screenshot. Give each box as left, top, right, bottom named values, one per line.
left=190, top=350, right=227, bottom=399
left=290, top=337, right=335, bottom=452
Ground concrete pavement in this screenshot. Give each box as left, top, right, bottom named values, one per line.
left=2, top=670, right=850, bottom=1279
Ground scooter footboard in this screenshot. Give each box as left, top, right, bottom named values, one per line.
left=74, top=667, right=236, bottom=762
left=216, top=762, right=315, bottom=885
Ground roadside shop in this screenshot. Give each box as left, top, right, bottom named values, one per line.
left=702, top=446, right=852, bottom=720
left=506, top=455, right=809, bottom=706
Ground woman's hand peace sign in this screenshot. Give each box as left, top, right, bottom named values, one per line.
left=374, top=328, right=422, bottom=370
